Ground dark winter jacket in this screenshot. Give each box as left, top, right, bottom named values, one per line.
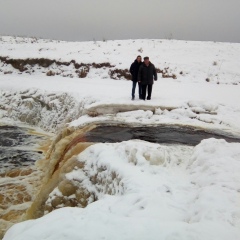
left=138, top=62, right=157, bottom=85
left=130, top=60, right=142, bottom=82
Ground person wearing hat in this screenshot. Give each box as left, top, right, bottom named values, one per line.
left=130, top=55, right=143, bottom=100
left=138, top=57, right=157, bottom=100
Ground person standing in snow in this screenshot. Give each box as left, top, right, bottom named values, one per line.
left=130, top=55, right=142, bottom=100
left=138, top=56, right=157, bottom=100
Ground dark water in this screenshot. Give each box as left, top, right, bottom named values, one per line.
left=0, top=125, right=47, bottom=174
left=85, top=125, right=240, bottom=146
left=1, top=124, right=240, bottom=174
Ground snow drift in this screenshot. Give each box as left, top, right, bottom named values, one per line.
left=3, top=139, right=240, bottom=240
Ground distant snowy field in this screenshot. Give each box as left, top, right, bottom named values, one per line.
left=0, top=36, right=240, bottom=85
left=1, top=36, right=240, bottom=239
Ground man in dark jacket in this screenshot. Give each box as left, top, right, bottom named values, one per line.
left=130, top=55, right=142, bottom=100
left=138, top=56, right=157, bottom=100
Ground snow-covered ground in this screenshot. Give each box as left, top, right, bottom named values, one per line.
left=0, top=36, right=240, bottom=134
left=1, top=36, right=240, bottom=239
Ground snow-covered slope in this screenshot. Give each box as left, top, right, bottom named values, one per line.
left=3, top=139, right=240, bottom=240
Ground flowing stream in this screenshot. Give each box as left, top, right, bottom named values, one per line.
left=0, top=125, right=47, bottom=174
left=0, top=124, right=50, bottom=239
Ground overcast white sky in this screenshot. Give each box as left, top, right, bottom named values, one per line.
left=0, top=0, right=240, bottom=42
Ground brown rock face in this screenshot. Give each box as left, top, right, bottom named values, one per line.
left=58, top=179, right=78, bottom=196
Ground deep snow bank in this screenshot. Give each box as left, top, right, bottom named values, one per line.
left=3, top=139, right=240, bottom=240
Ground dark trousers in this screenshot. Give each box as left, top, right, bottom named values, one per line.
left=141, top=84, right=153, bottom=100
left=132, top=81, right=142, bottom=98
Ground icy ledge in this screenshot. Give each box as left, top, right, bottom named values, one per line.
left=1, top=88, right=240, bottom=137
left=0, top=89, right=95, bottom=132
